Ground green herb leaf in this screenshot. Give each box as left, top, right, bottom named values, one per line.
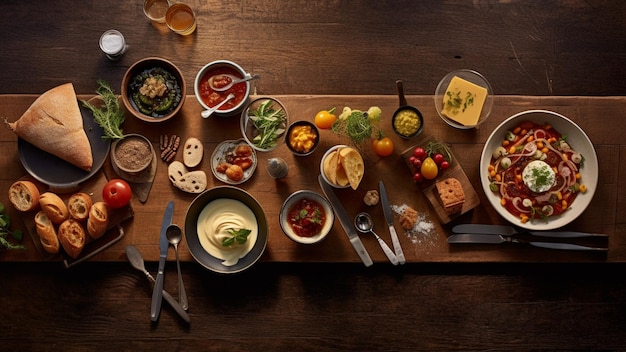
left=82, top=79, right=125, bottom=140
left=222, top=228, right=252, bottom=247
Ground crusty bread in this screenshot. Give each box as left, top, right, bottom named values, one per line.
left=322, top=150, right=339, bottom=184
left=39, top=192, right=69, bottom=224
left=338, top=147, right=364, bottom=190
left=435, top=178, right=465, bottom=214
left=34, top=211, right=59, bottom=254
left=58, top=219, right=86, bottom=259
left=87, top=201, right=109, bottom=239
left=68, top=192, right=92, bottom=221
left=8, top=180, right=40, bottom=212
left=7, top=83, right=93, bottom=171
left=183, top=137, right=203, bottom=168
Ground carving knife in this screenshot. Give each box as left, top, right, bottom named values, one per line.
left=447, top=233, right=608, bottom=251
left=452, top=224, right=609, bottom=238
left=150, top=201, right=175, bottom=322
left=379, top=180, right=405, bottom=264
left=318, top=175, right=373, bottom=267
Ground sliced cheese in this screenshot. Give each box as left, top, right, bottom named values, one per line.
left=441, top=76, right=488, bottom=126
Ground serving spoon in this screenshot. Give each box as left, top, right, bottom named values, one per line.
left=125, top=245, right=190, bottom=324
left=209, top=74, right=259, bottom=92
left=354, top=212, right=399, bottom=265
left=166, top=224, right=188, bottom=311
left=201, top=93, right=235, bottom=118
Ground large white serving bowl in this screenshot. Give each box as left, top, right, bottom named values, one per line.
left=479, top=110, right=598, bottom=230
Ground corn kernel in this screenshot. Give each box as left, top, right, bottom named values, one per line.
left=542, top=147, right=549, bottom=154
left=500, top=198, right=507, bottom=206
left=502, top=140, right=510, bottom=147
left=495, top=174, right=502, bottom=182
left=557, top=191, right=563, bottom=200
left=509, top=146, right=517, bottom=154
left=515, top=174, right=522, bottom=182
left=562, top=200, right=568, bottom=209
left=527, top=135, right=534, bottom=143
left=513, top=127, right=521, bottom=134
left=520, top=215, right=529, bottom=224
left=580, top=184, right=587, bottom=193
left=489, top=170, right=496, bottom=178
left=576, top=173, right=581, bottom=180
left=536, top=141, right=544, bottom=149
left=488, top=164, right=495, bottom=171
left=521, top=129, right=528, bottom=136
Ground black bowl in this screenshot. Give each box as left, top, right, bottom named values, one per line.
left=392, top=105, right=424, bottom=139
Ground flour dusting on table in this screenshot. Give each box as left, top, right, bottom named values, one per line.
left=392, top=204, right=436, bottom=246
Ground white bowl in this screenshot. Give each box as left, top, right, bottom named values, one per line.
left=319, top=145, right=353, bottom=189
left=194, top=60, right=251, bottom=117
left=480, top=110, right=598, bottom=230
left=434, top=69, right=494, bottom=129
left=280, top=190, right=334, bottom=244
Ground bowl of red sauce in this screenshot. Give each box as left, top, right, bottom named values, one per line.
left=280, top=190, right=334, bottom=244
left=194, top=60, right=252, bottom=117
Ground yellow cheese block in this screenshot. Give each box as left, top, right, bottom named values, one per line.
left=441, top=76, right=488, bottom=126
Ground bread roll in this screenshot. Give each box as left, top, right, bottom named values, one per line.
left=58, top=219, right=85, bottom=259
left=87, top=201, right=109, bottom=239
left=68, top=192, right=92, bottom=221
left=8, top=180, right=40, bottom=212
left=34, top=211, right=59, bottom=254
left=183, top=137, right=203, bottom=168
left=39, top=192, right=69, bottom=224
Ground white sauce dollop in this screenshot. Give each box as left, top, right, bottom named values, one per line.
left=197, top=198, right=258, bottom=266
left=522, top=160, right=556, bottom=193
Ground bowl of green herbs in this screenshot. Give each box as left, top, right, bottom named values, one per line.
left=240, top=97, right=288, bottom=152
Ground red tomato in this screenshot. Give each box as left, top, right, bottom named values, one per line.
left=413, top=147, right=427, bottom=160
left=433, top=153, right=445, bottom=165
left=102, top=179, right=132, bottom=209
left=440, top=160, right=450, bottom=170
left=412, top=158, right=422, bottom=168
left=413, top=172, right=423, bottom=182
left=372, top=137, right=394, bottom=157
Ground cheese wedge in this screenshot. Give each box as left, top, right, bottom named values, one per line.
left=7, top=83, right=93, bottom=171
left=441, top=76, right=488, bottom=126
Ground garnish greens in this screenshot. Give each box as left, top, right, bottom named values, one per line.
left=0, top=203, right=25, bottom=250
left=248, top=100, right=286, bottom=149
left=291, top=208, right=323, bottom=225
left=445, top=90, right=475, bottom=113
left=82, top=79, right=125, bottom=140
left=221, top=228, right=252, bottom=247
left=331, top=106, right=382, bottom=144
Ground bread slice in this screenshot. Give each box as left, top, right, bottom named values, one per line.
left=322, top=150, right=339, bottom=184
left=58, top=219, right=86, bottom=259
left=34, top=211, right=59, bottom=254
left=435, top=178, right=465, bottom=214
left=7, top=83, right=93, bottom=171
left=8, top=180, right=40, bottom=212
left=183, top=137, right=203, bottom=168
left=87, top=201, right=109, bottom=239
left=338, top=147, right=364, bottom=190
left=39, top=192, right=69, bottom=224
left=68, top=192, right=92, bottom=221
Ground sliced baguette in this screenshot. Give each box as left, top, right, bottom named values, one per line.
left=338, top=147, right=364, bottom=190
left=87, top=201, right=109, bottom=239
left=8, top=180, right=40, bottom=212
left=58, top=219, right=86, bottom=259
left=34, top=211, right=59, bottom=254
left=68, top=192, right=92, bottom=221
left=39, top=192, right=69, bottom=224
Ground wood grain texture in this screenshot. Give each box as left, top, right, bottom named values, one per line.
left=2, top=1, right=626, bottom=351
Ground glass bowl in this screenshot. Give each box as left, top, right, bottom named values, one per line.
left=240, top=97, right=288, bottom=152
left=434, top=69, right=493, bottom=129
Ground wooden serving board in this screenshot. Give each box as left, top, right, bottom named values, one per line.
left=401, top=133, right=480, bottom=223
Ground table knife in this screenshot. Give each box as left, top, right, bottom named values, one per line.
left=150, top=201, right=175, bottom=322
left=379, top=180, right=405, bottom=264
left=318, top=175, right=373, bottom=267
left=453, top=224, right=608, bottom=238
left=447, top=233, right=607, bottom=251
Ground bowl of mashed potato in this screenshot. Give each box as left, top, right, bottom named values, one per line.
left=185, top=186, right=268, bottom=273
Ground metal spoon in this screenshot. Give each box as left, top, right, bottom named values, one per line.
left=354, top=212, right=399, bottom=265
left=125, top=245, right=190, bottom=324
left=209, top=73, right=259, bottom=92
left=201, top=93, right=235, bottom=118
left=166, top=224, right=188, bottom=311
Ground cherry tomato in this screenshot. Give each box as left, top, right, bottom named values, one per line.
left=314, top=108, right=337, bottom=129
left=433, top=153, right=445, bottom=165
left=413, top=172, right=424, bottom=182
left=412, top=158, right=422, bottom=168
left=413, top=147, right=427, bottom=160
left=102, top=179, right=132, bottom=209
left=372, top=137, right=394, bottom=157
left=420, top=157, right=439, bottom=180
left=440, top=160, right=450, bottom=170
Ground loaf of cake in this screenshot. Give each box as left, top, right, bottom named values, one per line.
left=435, top=178, right=465, bottom=214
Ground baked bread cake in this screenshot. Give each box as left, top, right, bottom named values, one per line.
left=6, top=83, right=93, bottom=171
left=435, top=178, right=465, bottom=214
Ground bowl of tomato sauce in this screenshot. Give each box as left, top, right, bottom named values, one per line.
left=280, top=190, right=334, bottom=244
left=194, top=60, right=253, bottom=117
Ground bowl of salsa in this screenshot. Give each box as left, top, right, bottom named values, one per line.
left=280, top=190, right=334, bottom=244
left=194, top=60, right=252, bottom=117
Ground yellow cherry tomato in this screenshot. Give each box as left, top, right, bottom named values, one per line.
left=372, top=137, right=394, bottom=157
left=420, top=157, right=439, bottom=179
left=314, top=107, right=337, bottom=129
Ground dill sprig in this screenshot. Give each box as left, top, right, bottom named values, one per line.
left=82, top=79, right=125, bottom=140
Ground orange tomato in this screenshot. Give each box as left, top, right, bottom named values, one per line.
left=420, top=157, right=439, bottom=179
left=314, top=108, right=337, bottom=129
left=372, top=137, right=394, bottom=157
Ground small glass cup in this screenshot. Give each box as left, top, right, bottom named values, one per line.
left=99, top=30, right=128, bottom=60
left=143, top=0, right=171, bottom=23
left=165, top=3, right=197, bottom=35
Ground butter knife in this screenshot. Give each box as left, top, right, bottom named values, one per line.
left=447, top=233, right=608, bottom=251
left=318, top=175, right=373, bottom=267
left=379, top=180, right=405, bottom=264
left=150, top=201, right=175, bottom=322
left=453, top=224, right=608, bottom=238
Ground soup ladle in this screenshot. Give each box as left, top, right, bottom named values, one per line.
left=209, top=74, right=259, bottom=92
left=201, top=93, right=235, bottom=118
left=166, top=224, right=188, bottom=311
left=354, top=212, right=399, bottom=265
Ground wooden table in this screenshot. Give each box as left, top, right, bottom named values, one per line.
left=2, top=94, right=623, bottom=264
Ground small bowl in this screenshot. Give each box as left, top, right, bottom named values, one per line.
left=280, top=190, right=334, bottom=244
left=110, top=133, right=154, bottom=175
left=210, top=139, right=257, bottom=185
left=285, top=120, right=320, bottom=156
left=434, top=69, right=493, bottom=129
left=240, top=97, right=289, bottom=152
left=319, top=145, right=364, bottom=189
left=121, top=57, right=186, bottom=123
left=392, top=105, right=424, bottom=139
left=194, top=60, right=252, bottom=117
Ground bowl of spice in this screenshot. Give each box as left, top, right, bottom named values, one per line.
left=240, top=97, right=288, bottom=152
left=280, top=190, right=334, bottom=244
left=286, top=120, right=319, bottom=156
left=111, top=133, right=154, bottom=175
left=121, top=57, right=186, bottom=123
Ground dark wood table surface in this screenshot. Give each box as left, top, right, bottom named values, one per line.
left=1, top=1, right=626, bottom=351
